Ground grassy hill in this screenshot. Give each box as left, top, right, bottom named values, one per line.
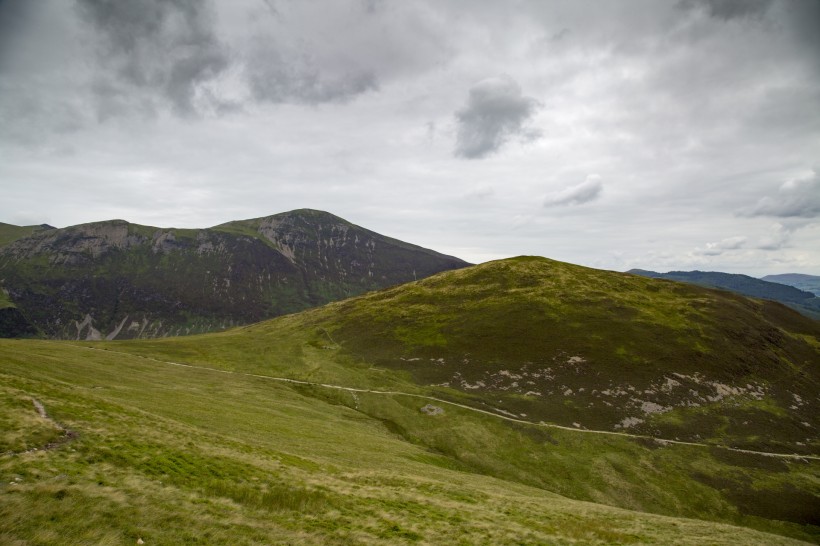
left=0, top=210, right=468, bottom=340
left=629, top=269, right=820, bottom=320
left=5, top=256, right=810, bottom=542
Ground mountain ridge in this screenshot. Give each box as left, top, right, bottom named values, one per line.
left=763, top=273, right=820, bottom=296
left=628, top=268, right=820, bottom=320
left=0, top=209, right=469, bottom=340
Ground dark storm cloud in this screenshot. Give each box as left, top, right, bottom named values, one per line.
left=242, top=1, right=451, bottom=105
left=678, top=0, right=774, bottom=20
left=743, top=170, right=820, bottom=218
left=454, top=76, right=540, bottom=159
left=543, top=176, right=603, bottom=207
left=0, top=0, right=32, bottom=69
left=75, top=0, right=230, bottom=116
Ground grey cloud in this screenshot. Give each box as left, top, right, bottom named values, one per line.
left=756, top=223, right=791, bottom=250
left=454, top=76, right=540, bottom=159
left=678, top=0, right=774, bottom=20
left=465, top=186, right=494, bottom=200
left=242, top=1, right=450, bottom=105
left=75, top=0, right=229, bottom=116
left=543, top=175, right=603, bottom=207
left=744, top=170, right=820, bottom=218
left=260, top=0, right=279, bottom=17
left=246, top=37, right=378, bottom=105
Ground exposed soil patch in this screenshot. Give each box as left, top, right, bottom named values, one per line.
left=15, top=398, right=78, bottom=455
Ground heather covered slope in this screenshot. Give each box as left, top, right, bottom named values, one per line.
left=0, top=210, right=468, bottom=339
left=116, top=257, right=820, bottom=455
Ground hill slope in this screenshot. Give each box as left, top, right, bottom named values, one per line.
left=629, top=269, right=820, bottom=320
left=0, top=210, right=468, bottom=340
left=2, top=338, right=812, bottom=544
left=100, top=256, right=820, bottom=541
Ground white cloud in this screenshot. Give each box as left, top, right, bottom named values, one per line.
left=694, top=236, right=747, bottom=256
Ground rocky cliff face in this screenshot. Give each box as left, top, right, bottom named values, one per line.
left=0, top=210, right=469, bottom=339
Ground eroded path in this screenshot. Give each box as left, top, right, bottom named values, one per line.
left=3, top=398, right=78, bottom=457
left=85, top=346, right=820, bottom=462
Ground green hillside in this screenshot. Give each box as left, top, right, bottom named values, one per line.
left=0, top=222, right=54, bottom=249
left=0, top=210, right=468, bottom=340
left=58, top=256, right=817, bottom=542
left=1, top=338, right=816, bottom=544
left=304, top=257, right=820, bottom=453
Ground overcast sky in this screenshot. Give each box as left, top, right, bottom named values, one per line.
left=1, top=0, right=819, bottom=276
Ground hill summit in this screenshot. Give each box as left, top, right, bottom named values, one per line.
left=241, top=256, right=817, bottom=454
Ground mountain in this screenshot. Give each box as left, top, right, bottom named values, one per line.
left=763, top=273, right=820, bottom=297
left=628, top=269, right=820, bottom=320
left=2, top=256, right=818, bottom=543
left=0, top=209, right=468, bottom=339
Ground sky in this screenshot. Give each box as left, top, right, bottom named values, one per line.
left=1, top=0, right=819, bottom=276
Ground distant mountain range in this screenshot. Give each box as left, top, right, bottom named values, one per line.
left=762, top=273, right=820, bottom=296
left=628, top=269, right=820, bottom=320
left=0, top=210, right=469, bottom=339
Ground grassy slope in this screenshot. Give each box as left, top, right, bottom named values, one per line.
left=69, top=257, right=819, bottom=542
left=0, top=339, right=813, bottom=545
left=0, top=223, right=40, bottom=249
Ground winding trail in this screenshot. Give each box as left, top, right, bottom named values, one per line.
left=3, top=399, right=77, bottom=457
left=84, top=346, right=820, bottom=462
